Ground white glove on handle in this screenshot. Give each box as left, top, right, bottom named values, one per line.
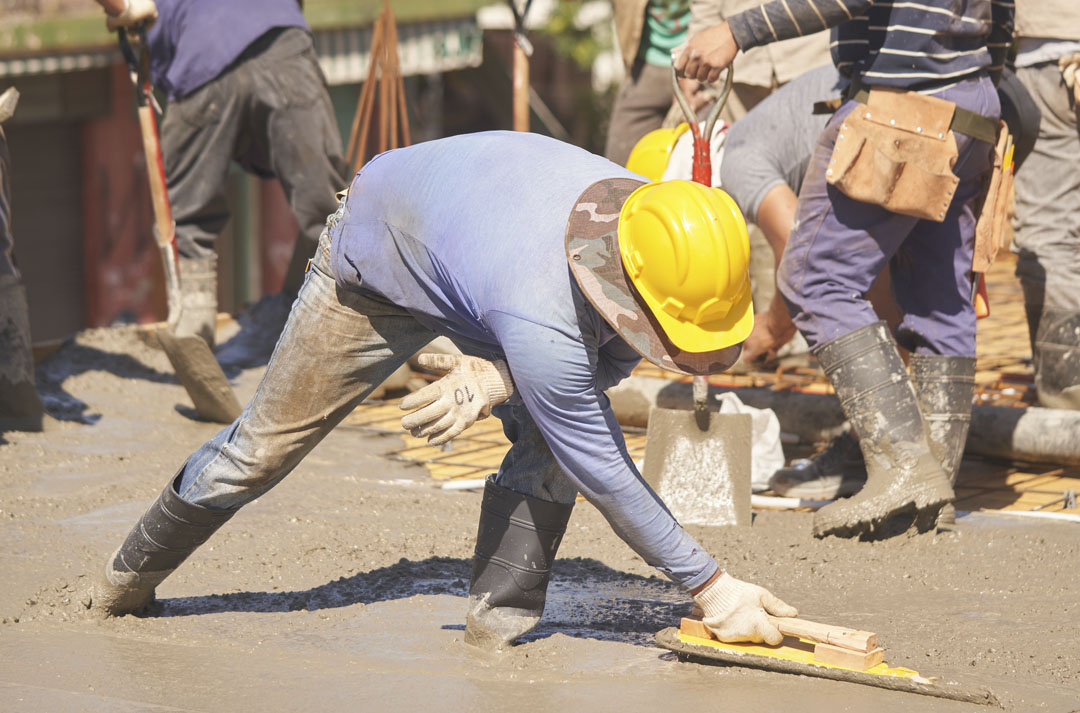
left=1060, top=53, right=1080, bottom=106
left=106, top=0, right=159, bottom=31
left=399, top=354, right=514, bottom=445
left=694, top=572, right=798, bottom=645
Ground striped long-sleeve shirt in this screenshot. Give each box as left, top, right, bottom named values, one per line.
left=727, top=0, right=1014, bottom=91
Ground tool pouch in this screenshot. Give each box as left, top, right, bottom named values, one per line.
left=972, top=121, right=1014, bottom=273
left=827, top=88, right=960, bottom=221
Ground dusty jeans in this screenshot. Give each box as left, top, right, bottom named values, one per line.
left=160, top=27, right=348, bottom=285
left=176, top=205, right=577, bottom=510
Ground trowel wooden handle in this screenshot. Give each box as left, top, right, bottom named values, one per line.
left=767, top=616, right=878, bottom=653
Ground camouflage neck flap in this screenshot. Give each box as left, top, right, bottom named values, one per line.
left=564, top=177, right=739, bottom=376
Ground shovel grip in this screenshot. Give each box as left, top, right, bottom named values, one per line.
left=671, top=65, right=733, bottom=188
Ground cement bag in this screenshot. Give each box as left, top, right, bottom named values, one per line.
left=661, top=120, right=728, bottom=187
left=716, top=392, right=784, bottom=492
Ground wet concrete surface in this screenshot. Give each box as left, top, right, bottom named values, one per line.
left=2, top=326, right=1079, bottom=712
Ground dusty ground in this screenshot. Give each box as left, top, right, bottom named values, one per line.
left=1, top=324, right=1079, bottom=712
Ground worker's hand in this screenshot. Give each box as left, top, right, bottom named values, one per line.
left=741, top=299, right=798, bottom=364
left=105, top=0, right=158, bottom=31
left=1060, top=52, right=1080, bottom=105
left=399, top=354, right=514, bottom=445
left=694, top=572, right=797, bottom=645
left=673, top=22, right=738, bottom=84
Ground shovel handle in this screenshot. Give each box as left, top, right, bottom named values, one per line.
left=672, top=65, right=732, bottom=188
left=119, top=29, right=176, bottom=253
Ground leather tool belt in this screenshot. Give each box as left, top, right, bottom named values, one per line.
left=972, top=121, right=1015, bottom=274
left=826, top=86, right=966, bottom=221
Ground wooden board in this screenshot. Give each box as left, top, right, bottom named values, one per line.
left=813, top=642, right=885, bottom=670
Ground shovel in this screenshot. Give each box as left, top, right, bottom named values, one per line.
left=640, top=66, right=751, bottom=527
left=118, top=29, right=241, bottom=424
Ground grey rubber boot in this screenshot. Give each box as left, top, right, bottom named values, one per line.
left=88, top=470, right=234, bottom=617
left=465, top=478, right=574, bottom=650
left=768, top=431, right=866, bottom=499
left=811, top=322, right=954, bottom=539
left=909, top=354, right=976, bottom=526
left=0, top=275, right=44, bottom=431
left=1033, top=308, right=1080, bottom=410
left=175, top=256, right=218, bottom=347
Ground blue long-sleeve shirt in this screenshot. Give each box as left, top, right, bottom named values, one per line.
left=329, top=131, right=719, bottom=591
left=727, top=0, right=1014, bottom=91
left=147, top=0, right=308, bottom=100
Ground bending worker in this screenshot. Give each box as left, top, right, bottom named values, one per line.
left=96, top=0, right=348, bottom=346
left=87, top=131, right=798, bottom=649
left=678, top=0, right=1014, bottom=537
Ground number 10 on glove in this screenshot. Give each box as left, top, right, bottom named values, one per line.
left=399, top=354, right=515, bottom=445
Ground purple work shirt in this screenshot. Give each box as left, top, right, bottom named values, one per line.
left=147, top=0, right=308, bottom=101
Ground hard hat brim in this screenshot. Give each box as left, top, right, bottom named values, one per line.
left=565, top=178, right=745, bottom=376
left=636, top=274, right=754, bottom=353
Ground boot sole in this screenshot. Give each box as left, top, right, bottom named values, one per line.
left=812, top=479, right=953, bottom=539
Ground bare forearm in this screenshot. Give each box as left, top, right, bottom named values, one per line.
left=755, top=184, right=798, bottom=266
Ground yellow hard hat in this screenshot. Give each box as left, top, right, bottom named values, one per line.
left=617, top=180, right=753, bottom=352
left=625, top=123, right=689, bottom=181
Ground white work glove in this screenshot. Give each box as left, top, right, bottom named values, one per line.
left=399, top=354, right=514, bottom=445
left=1060, top=52, right=1080, bottom=106
left=694, top=572, right=798, bottom=645
left=105, top=0, right=158, bottom=31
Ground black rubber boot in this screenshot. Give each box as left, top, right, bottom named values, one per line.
left=465, top=478, right=574, bottom=650
left=88, top=470, right=235, bottom=616
left=1033, top=308, right=1080, bottom=410
left=909, top=354, right=976, bottom=526
left=811, top=322, right=954, bottom=538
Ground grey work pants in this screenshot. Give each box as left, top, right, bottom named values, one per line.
left=1012, top=61, right=1080, bottom=315
left=176, top=204, right=576, bottom=511
left=605, top=62, right=675, bottom=167
left=0, top=127, right=15, bottom=279
left=160, top=27, right=348, bottom=268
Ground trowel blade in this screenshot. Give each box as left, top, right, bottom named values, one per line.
left=157, top=328, right=242, bottom=424
left=640, top=407, right=752, bottom=527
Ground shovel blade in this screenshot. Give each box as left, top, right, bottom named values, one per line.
left=157, top=328, right=242, bottom=424
left=641, top=408, right=752, bottom=526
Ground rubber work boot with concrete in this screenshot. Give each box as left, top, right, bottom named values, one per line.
left=465, top=479, right=574, bottom=650
left=1033, top=308, right=1080, bottom=410
left=175, top=256, right=218, bottom=348
left=0, top=275, right=44, bottom=431
left=88, top=471, right=234, bottom=616
left=811, top=322, right=954, bottom=538
left=909, top=354, right=976, bottom=526
left=768, top=431, right=866, bottom=499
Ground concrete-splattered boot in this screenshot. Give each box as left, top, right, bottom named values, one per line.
left=811, top=322, right=954, bottom=538
left=0, top=275, right=44, bottom=431
left=1033, top=308, right=1080, bottom=410
left=909, top=354, right=976, bottom=527
left=88, top=471, right=234, bottom=616
left=175, top=256, right=218, bottom=348
left=465, top=479, right=574, bottom=650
